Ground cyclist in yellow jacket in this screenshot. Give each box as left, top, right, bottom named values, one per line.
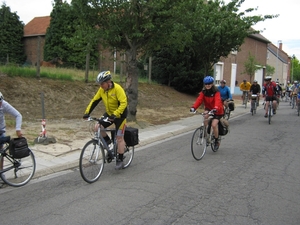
left=83, top=71, right=128, bottom=170
left=240, top=79, right=251, bottom=104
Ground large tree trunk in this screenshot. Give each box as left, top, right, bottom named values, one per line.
left=125, top=48, right=138, bottom=122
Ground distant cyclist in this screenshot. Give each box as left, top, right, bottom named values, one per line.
left=262, top=76, right=278, bottom=117
left=217, top=80, right=232, bottom=109
left=249, top=80, right=261, bottom=107
left=190, top=76, right=224, bottom=150
left=275, top=82, right=282, bottom=105
left=239, top=79, right=251, bottom=104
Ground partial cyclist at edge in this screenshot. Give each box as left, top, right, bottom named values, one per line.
left=262, top=76, right=278, bottom=118
left=218, top=79, right=233, bottom=110
left=190, top=76, right=224, bottom=151
left=239, top=79, right=251, bottom=105
left=83, top=71, right=128, bottom=170
left=0, top=92, right=23, bottom=169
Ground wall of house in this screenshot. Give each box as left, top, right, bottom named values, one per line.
left=23, top=36, right=45, bottom=65
left=218, top=37, right=268, bottom=94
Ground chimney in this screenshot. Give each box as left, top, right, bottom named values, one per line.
left=279, top=42, right=282, bottom=50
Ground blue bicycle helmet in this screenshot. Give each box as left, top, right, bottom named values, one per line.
left=203, top=76, right=214, bottom=84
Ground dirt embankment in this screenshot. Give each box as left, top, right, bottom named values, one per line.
left=1, top=76, right=197, bottom=144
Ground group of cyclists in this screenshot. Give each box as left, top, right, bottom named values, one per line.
left=189, top=75, right=300, bottom=151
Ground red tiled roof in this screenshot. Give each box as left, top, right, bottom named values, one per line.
left=24, top=16, right=51, bottom=37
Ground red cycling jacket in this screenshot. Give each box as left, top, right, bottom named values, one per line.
left=191, top=90, right=224, bottom=116
left=263, top=81, right=277, bottom=96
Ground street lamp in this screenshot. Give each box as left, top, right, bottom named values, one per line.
left=276, top=40, right=282, bottom=82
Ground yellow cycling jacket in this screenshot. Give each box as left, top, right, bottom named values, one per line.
left=240, top=82, right=251, bottom=91
left=84, top=82, right=128, bottom=118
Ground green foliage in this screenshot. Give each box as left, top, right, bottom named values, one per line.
left=0, top=3, right=26, bottom=64
left=242, top=52, right=261, bottom=82
left=44, top=0, right=99, bottom=69
left=266, top=64, right=275, bottom=76
left=291, top=56, right=300, bottom=82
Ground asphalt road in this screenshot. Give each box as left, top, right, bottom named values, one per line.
left=0, top=101, right=299, bottom=225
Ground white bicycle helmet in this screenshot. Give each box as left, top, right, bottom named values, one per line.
left=0, top=92, right=4, bottom=102
left=96, top=71, right=112, bottom=84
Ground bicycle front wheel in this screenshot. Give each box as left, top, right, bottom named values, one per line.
left=79, top=140, right=105, bottom=183
left=123, top=145, right=134, bottom=169
left=1, top=149, right=36, bottom=187
left=191, top=127, right=206, bottom=160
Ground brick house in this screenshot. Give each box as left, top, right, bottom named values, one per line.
left=267, top=42, right=290, bottom=86
left=23, top=16, right=121, bottom=72
left=23, top=16, right=51, bottom=65
left=215, top=33, right=270, bottom=95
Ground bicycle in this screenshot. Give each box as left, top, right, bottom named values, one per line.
left=250, top=94, right=258, bottom=115
left=191, top=110, right=221, bottom=161
left=79, top=117, right=134, bottom=183
left=0, top=136, right=36, bottom=187
left=242, top=91, right=249, bottom=108
left=223, top=100, right=234, bottom=120
left=264, top=100, right=274, bottom=124
left=291, top=93, right=297, bottom=109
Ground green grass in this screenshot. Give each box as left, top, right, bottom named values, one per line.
left=0, top=64, right=156, bottom=84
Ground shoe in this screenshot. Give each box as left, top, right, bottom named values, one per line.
left=214, top=141, right=220, bottom=151
left=115, top=159, right=124, bottom=170
left=264, top=114, right=268, bottom=118
left=273, top=110, right=276, bottom=114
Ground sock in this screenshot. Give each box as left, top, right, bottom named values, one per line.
left=118, top=154, right=123, bottom=161
left=104, top=135, right=111, bottom=145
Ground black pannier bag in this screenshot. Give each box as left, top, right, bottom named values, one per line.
left=9, top=137, right=30, bottom=158
left=228, top=101, right=235, bottom=111
left=218, top=118, right=229, bottom=136
left=124, top=127, right=139, bottom=146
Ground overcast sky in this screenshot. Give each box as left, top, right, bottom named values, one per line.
left=3, top=0, right=300, bottom=59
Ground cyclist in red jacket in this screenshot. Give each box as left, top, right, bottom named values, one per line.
left=190, top=76, right=224, bottom=150
left=262, top=76, right=278, bottom=117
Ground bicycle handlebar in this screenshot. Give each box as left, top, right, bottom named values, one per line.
left=86, top=116, right=112, bottom=124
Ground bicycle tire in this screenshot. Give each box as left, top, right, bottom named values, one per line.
left=251, top=101, right=255, bottom=115
left=0, top=149, right=36, bottom=187
left=298, top=102, right=300, bottom=117
left=292, top=96, right=296, bottom=109
left=268, top=104, right=272, bottom=124
left=191, top=127, right=206, bottom=160
left=244, top=96, right=247, bottom=109
left=224, top=107, right=230, bottom=120
left=123, top=145, right=134, bottom=169
left=79, top=139, right=105, bottom=183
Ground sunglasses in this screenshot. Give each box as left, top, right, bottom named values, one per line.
left=204, top=83, right=213, bottom=85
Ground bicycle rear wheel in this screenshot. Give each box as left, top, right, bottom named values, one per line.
left=191, top=127, right=206, bottom=160
left=79, top=139, right=105, bottom=183
left=123, top=145, right=134, bottom=169
left=224, top=107, right=230, bottom=120
left=268, top=104, right=272, bottom=124
left=1, top=149, right=36, bottom=187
